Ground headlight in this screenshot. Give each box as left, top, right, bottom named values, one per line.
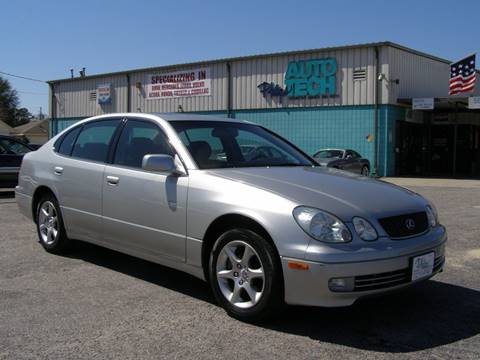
left=425, top=205, right=438, bottom=227
left=293, top=206, right=352, bottom=243
left=352, top=217, right=378, bottom=241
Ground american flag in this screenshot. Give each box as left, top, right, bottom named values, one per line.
left=449, top=54, right=476, bottom=95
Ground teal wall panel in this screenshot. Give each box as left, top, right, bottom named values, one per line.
left=231, top=106, right=376, bottom=167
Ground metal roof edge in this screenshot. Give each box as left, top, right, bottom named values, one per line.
left=47, top=41, right=453, bottom=84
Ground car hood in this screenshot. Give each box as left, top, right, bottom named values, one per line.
left=207, top=166, right=427, bottom=221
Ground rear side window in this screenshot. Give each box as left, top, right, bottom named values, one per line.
left=113, top=120, right=174, bottom=169
left=58, top=127, right=82, bottom=156
left=71, top=120, right=119, bottom=162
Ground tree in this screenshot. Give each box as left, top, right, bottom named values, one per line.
left=15, top=107, right=33, bottom=126
left=0, top=76, right=34, bottom=127
left=0, top=76, right=19, bottom=127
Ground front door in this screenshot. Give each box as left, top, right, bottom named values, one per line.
left=102, top=118, right=188, bottom=261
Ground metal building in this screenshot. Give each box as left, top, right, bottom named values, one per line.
left=48, top=41, right=480, bottom=177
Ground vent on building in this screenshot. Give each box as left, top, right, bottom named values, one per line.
left=89, top=91, right=97, bottom=101
left=353, top=69, right=367, bottom=81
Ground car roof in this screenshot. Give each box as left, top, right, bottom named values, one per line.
left=151, top=112, right=252, bottom=124
left=316, top=148, right=346, bottom=152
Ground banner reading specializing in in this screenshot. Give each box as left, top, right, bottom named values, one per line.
left=146, top=68, right=211, bottom=99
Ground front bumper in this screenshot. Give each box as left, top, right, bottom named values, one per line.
left=281, top=226, right=447, bottom=307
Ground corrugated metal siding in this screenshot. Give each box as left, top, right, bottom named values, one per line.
left=50, top=46, right=384, bottom=118
left=53, top=74, right=128, bottom=118
left=387, top=47, right=451, bottom=102
left=231, top=46, right=378, bottom=109
left=130, top=62, right=227, bottom=113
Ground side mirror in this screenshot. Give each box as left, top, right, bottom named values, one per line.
left=345, top=154, right=352, bottom=160
left=142, top=154, right=184, bottom=175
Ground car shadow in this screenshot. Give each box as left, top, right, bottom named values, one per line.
left=65, top=240, right=214, bottom=304
left=264, top=280, right=480, bottom=353
left=63, top=241, right=479, bottom=353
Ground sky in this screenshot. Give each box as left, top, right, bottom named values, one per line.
left=2, top=0, right=480, bottom=116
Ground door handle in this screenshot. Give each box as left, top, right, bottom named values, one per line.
left=106, top=175, right=120, bottom=186
left=54, top=166, right=63, bottom=175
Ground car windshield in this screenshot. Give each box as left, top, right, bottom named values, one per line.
left=314, top=150, right=343, bottom=159
left=170, top=121, right=315, bottom=169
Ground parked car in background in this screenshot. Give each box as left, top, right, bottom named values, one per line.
left=0, top=135, right=35, bottom=188
left=313, top=148, right=370, bottom=176
left=16, top=114, right=446, bottom=322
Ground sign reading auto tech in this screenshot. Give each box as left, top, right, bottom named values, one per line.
left=146, top=68, right=211, bottom=100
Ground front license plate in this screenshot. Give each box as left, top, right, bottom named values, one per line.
left=411, top=252, right=435, bottom=281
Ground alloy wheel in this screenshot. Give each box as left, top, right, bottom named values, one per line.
left=216, top=240, right=265, bottom=309
left=38, top=201, right=59, bottom=245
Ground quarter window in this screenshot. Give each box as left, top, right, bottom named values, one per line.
left=58, top=126, right=82, bottom=156
left=71, top=120, right=119, bottom=162
left=113, top=120, right=174, bottom=169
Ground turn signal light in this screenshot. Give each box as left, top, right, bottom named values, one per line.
left=287, top=261, right=309, bottom=270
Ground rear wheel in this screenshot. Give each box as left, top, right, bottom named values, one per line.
left=209, top=228, right=283, bottom=322
left=36, top=194, right=70, bottom=254
left=361, top=165, right=369, bottom=176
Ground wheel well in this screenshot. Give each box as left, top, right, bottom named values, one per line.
left=201, top=214, right=281, bottom=283
left=32, top=186, right=55, bottom=222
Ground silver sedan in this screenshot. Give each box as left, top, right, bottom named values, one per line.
left=15, top=113, right=446, bottom=322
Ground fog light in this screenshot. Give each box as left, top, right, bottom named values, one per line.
left=328, top=277, right=354, bottom=292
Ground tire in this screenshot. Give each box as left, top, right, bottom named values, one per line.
left=209, top=228, right=284, bottom=322
left=361, top=165, right=370, bottom=176
left=35, top=193, right=70, bottom=254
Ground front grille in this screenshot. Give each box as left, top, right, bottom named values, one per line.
left=378, top=211, right=428, bottom=239
left=353, top=256, right=444, bottom=292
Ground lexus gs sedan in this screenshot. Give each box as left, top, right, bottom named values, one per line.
left=15, top=113, right=446, bottom=322
left=313, top=148, right=370, bottom=176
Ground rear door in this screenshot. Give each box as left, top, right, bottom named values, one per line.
left=52, top=119, right=121, bottom=243
left=102, top=118, right=188, bottom=261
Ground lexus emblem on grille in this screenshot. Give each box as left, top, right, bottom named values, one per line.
left=405, top=218, right=416, bottom=230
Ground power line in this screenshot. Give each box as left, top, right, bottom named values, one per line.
left=0, top=70, right=45, bottom=83
left=16, top=90, right=48, bottom=95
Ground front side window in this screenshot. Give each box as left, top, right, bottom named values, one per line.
left=113, top=120, right=174, bottom=169
left=314, top=150, right=343, bottom=159
left=71, top=120, right=119, bottom=162
left=170, top=121, right=314, bottom=169
left=0, top=138, right=32, bottom=155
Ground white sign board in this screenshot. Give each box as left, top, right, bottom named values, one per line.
left=468, top=96, right=480, bottom=109
left=412, top=98, right=434, bottom=110
left=97, top=83, right=112, bottom=104
left=146, top=68, right=211, bottom=100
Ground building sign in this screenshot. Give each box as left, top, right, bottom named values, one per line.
left=147, top=68, right=211, bottom=100
left=97, top=83, right=112, bottom=104
left=257, top=58, right=337, bottom=99
left=468, top=96, right=480, bottom=109
left=285, top=58, right=337, bottom=97
left=412, top=98, right=434, bottom=110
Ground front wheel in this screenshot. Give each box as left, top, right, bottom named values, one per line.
left=209, top=229, right=283, bottom=322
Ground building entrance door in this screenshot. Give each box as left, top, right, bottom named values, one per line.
left=395, top=120, right=480, bottom=178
